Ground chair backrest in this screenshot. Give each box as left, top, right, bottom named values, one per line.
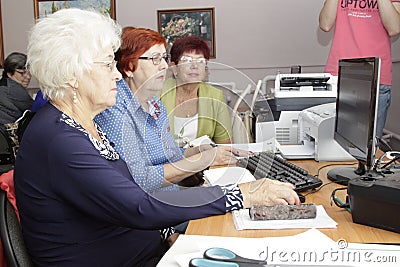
left=0, top=190, right=33, bottom=267
left=0, top=130, right=14, bottom=174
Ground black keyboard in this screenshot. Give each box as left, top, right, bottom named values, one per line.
left=236, top=152, right=322, bottom=192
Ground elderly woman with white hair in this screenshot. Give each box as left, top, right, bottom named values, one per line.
left=14, top=8, right=300, bottom=267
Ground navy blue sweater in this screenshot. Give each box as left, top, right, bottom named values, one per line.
left=14, top=103, right=226, bottom=266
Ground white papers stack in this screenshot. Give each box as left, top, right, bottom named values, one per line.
left=203, top=166, right=255, bottom=187
left=232, top=205, right=337, bottom=230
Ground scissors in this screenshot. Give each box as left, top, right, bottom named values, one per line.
left=189, top=247, right=266, bottom=266
left=189, top=247, right=355, bottom=267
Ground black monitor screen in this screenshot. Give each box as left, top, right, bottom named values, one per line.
left=328, top=57, right=380, bottom=184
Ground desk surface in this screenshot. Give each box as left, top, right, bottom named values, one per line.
left=186, top=159, right=400, bottom=243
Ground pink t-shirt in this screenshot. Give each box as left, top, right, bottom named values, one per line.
left=325, top=0, right=400, bottom=85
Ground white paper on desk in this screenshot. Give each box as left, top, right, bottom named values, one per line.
left=232, top=205, right=337, bottom=230
left=203, top=166, right=255, bottom=186
left=158, top=229, right=345, bottom=267
left=159, top=228, right=399, bottom=267
left=278, top=141, right=315, bottom=159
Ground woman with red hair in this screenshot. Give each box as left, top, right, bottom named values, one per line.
left=160, top=36, right=232, bottom=146
left=95, top=28, right=240, bottom=193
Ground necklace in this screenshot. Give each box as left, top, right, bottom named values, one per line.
left=176, top=97, right=198, bottom=118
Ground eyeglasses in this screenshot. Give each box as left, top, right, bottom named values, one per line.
left=94, top=59, right=118, bottom=72
left=15, top=69, right=30, bottom=76
left=138, top=52, right=170, bottom=65
left=179, top=56, right=207, bottom=65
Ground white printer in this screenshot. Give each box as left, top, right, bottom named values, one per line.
left=279, top=102, right=355, bottom=161
left=255, top=73, right=337, bottom=145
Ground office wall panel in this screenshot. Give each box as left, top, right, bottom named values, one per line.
left=2, top=0, right=399, bottom=135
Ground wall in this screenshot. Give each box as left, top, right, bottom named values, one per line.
left=2, top=0, right=400, bottom=135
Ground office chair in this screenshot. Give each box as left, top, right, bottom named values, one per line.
left=0, top=130, right=14, bottom=175
left=15, top=110, right=35, bottom=144
left=0, top=189, right=33, bottom=267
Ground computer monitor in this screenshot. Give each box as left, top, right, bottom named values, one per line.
left=327, top=57, right=381, bottom=185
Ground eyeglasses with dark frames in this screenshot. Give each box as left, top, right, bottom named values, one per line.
left=15, top=69, right=30, bottom=76
left=139, top=52, right=170, bottom=65
left=94, top=59, right=118, bottom=72
left=179, top=56, right=207, bottom=66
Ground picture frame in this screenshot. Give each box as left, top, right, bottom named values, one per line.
left=0, top=2, right=4, bottom=68
left=33, top=0, right=116, bottom=20
left=157, top=8, right=216, bottom=58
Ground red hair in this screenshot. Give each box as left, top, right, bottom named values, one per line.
left=170, top=36, right=210, bottom=65
left=115, top=27, right=167, bottom=78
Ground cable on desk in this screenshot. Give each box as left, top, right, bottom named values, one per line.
left=314, top=162, right=358, bottom=178
left=302, top=162, right=357, bottom=198
left=302, top=180, right=345, bottom=197
left=330, top=187, right=351, bottom=213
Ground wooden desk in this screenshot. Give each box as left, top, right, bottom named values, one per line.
left=187, top=160, right=400, bottom=243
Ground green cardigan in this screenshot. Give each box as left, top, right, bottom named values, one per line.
left=160, top=79, right=232, bottom=143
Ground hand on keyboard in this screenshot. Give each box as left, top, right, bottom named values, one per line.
left=238, top=178, right=301, bottom=208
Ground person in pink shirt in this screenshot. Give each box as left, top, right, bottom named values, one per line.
left=319, top=0, right=400, bottom=138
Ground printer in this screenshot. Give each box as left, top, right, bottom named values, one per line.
left=278, top=102, right=355, bottom=161
left=255, top=73, right=337, bottom=145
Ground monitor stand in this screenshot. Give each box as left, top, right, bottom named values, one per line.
left=327, top=162, right=383, bottom=185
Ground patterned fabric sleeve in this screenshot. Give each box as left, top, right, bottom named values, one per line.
left=220, top=185, right=244, bottom=212
left=160, top=227, right=175, bottom=241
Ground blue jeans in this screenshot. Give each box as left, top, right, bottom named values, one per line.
left=376, top=84, right=391, bottom=138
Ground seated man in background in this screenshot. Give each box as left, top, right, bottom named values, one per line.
left=0, top=52, right=33, bottom=134
left=160, top=36, right=232, bottom=146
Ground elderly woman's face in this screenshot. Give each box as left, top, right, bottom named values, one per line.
left=78, top=47, right=122, bottom=112
left=133, top=44, right=168, bottom=94
left=8, top=68, right=31, bottom=88
left=175, top=51, right=207, bottom=85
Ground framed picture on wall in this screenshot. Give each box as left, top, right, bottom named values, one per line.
left=33, top=0, right=116, bottom=20
left=0, top=2, right=4, bottom=68
left=157, top=8, right=215, bottom=58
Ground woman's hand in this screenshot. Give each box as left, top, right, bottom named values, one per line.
left=208, top=146, right=238, bottom=166
left=238, top=178, right=300, bottom=208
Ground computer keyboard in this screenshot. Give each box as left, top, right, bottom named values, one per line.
left=236, top=152, right=322, bottom=192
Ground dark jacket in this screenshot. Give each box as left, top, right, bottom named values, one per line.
left=0, top=78, right=33, bottom=129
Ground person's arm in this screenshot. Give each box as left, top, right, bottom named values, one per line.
left=7, top=83, right=33, bottom=112
left=162, top=145, right=237, bottom=185
left=49, top=132, right=228, bottom=230
left=50, top=132, right=298, bottom=230
left=319, top=0, right=339, bottom=32
left=378, top=0, right=400, bottom=36
left=120, top=118, right=236, bottom=188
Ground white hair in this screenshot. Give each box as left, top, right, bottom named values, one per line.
left=27, top=8, right=121, bottom=100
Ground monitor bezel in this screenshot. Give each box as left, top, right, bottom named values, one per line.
left=333, top=57, right=381, bottom=171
